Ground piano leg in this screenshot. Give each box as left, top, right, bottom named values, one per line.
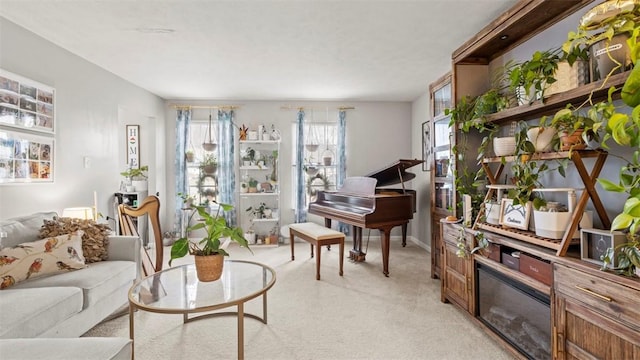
left=350, top=226, right=366, bottom=262
left=401, top=223, right=407, bottom=247
left=378, top=226, right=393, bottom=277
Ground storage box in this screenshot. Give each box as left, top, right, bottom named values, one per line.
left=501, top=251, right=520, bottom=270
left=486, top=242, right=501, bottom=262
left=519, top=252, right=552, bottom=286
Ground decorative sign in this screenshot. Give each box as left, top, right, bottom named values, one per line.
left=0, top=129, right=54, bottom=183
left=499, top=198, right=531, bottom=230
left=126, top=124, right=140, bottom=168
left=0, top=69, right=55, bottom=134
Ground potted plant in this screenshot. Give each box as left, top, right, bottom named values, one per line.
left=169, top=202, right=251, bottom=282
left=509, top=48, right=563, bottom=105
left=563, top=0, right=639, bottom=82
left=120, top=165, right=149, bottom=191
left=246, top=202, right=267, bottom=219
left=550, top=106, right=595, bottom=150
left=201, top=154, right=217, bottom=174
left=185, top=150, right=195, bottom=163
left=526, top=116, right=557, bottom=153
left=248, top=178, right=259, bottom=193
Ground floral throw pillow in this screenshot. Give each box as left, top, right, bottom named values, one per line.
left=40, top=217, right=110, bottom=263
left=0, top=231, right=86, bottom=289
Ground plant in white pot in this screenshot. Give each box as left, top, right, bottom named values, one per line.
left=169, top=202, right=252, bottom=282
left=120, top=165, right=148, bottom=192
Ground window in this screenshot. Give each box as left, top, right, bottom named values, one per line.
left=292, top=121, right=338, bottom=207
left=185, top=120, right=218, bottom=205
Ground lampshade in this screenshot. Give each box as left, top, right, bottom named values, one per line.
left=62, top=207, right=94, bottom=220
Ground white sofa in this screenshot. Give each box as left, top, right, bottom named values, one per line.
left=0, top=212, right=138, bottom=359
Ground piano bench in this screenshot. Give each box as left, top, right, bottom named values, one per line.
left=289, top=222, right=345, bottom=280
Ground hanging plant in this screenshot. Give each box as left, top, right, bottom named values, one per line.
left=202, top=113, right=217, bottom=152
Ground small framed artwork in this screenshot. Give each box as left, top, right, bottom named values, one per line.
left=0, top=128, right=54, bottom=184
left=0, top=68, right=55, bottom=134
left=126, top=124, right=140, bottom=168
left=580, top=228, right=626, bottom=268
left=422, top=121, right=432, bottom=171
left=499, top=198, right=531, bottom=230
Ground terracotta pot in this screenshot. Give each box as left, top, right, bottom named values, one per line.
left=194, top=254, right=224, bottom=282
left=560, top=129, right=587, bottom=151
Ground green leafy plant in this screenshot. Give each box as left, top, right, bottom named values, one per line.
left=246, top=202, right=268, bottom=219
left=455, top=228, right=489, bottom=258
left=120, top=165, right=148, bottom=180
left=169, top=203, right=251, bottom=266
left=509, top=48, right=564, bottom=104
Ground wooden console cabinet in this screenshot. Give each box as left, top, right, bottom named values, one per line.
left=553, top=260, right=640, bottom=359
left=440, top=222, right=474, bottom=314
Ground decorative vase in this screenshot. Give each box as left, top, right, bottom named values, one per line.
left=560, top=129, right=586, bottom=150
left=527, top=127, right=556, bottom=152
left=194, top=254, right=224, bottom=282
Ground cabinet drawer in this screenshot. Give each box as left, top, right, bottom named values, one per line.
left=554, top=263, right=640, bottom=330
left=442, top=224, right=465, bottom=245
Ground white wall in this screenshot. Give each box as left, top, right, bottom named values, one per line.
left=0, top=17, right=166, bottom=224
left=411, top=93, right=431, bottom=250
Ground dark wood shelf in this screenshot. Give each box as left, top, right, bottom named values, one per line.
left=453, top=0, right=594, bottom=64
left=482, top=71, right=629, bottom=125
left=483, top=149, right=606, bottom=163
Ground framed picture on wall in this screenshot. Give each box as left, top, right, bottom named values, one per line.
left=0, top=69, right=55, bottom=134
left=0, top=128, right=54, bottom=184
left=422, top=121, right=431, bottom=171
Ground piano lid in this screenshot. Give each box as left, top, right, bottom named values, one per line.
left=364, top=159, right=424, bottom=187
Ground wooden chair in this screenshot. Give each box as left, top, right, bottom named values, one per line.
left=118, top=195, right=163, bottom=276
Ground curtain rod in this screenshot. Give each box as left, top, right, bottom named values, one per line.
left=170, top=104, right=241, bottom=110
left=280, top=105, right=355, bottom=111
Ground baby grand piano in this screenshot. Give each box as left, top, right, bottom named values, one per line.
left=308, top=159, right=422, bottom=276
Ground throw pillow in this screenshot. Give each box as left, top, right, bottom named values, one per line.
left=40, top=217, right=111, bottom=263
left=0, top=231, right=86, bottom=289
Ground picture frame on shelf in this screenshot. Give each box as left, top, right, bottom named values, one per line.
left=499, top=198, right=531, bottom=230
left=580, top=228, right=626, bottom=268
left=422, top=121, right=431, bottom=171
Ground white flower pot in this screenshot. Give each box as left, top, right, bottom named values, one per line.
left=533, top=210, right=592, bottom=240
left=527, top=127, right=556, bottom=152
left=132, top=180, right=148, bottom=191
left=493, top=137, right=516, bottom=156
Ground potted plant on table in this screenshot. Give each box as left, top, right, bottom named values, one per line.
left=169, top=202, right=252, bottom=282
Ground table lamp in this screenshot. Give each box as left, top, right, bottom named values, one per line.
left=62, top=207, right=94, bottom=220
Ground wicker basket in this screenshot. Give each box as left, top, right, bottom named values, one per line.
left=546, top=60, right=589, bottom=97
left=194, top=254, right=224, bottom=282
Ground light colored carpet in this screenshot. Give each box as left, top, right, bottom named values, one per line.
left=85, top=237, right=515, bottom=360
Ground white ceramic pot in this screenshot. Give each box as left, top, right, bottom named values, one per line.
left=493, top=137, right=516, bottom=157
left=132, top=180, right=147, bottom=191
left=533, top=210, right=593, bottom=240
left=527, top=127, right=556, bottom=152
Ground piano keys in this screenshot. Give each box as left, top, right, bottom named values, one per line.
left=308, top=159, right=422, bottom=276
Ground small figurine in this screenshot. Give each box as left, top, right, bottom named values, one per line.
left=239, top=124, right=248, bottom=140
left=270, top=124, right=281, bottom=140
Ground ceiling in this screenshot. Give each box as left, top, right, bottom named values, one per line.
left=0, top=0, right=517, bottom=102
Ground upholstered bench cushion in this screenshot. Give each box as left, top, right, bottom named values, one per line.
left=0, top=337, right=132, bottom=360
left=11, top=261, right=135, bottom=309
left=289, top=222, right=345, bottom=240
left=0, top=287, right=83, bottom=338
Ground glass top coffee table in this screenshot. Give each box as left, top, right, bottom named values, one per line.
left=128, top=260, right=276, bottom=360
